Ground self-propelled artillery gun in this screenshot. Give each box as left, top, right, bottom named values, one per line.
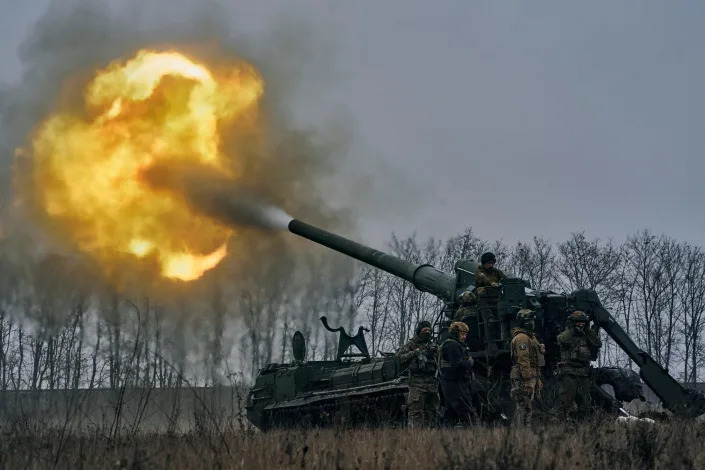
left=245, top=219, right=705, bottom=429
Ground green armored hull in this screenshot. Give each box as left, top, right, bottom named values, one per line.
left=246, top=355, right=406, bottom=430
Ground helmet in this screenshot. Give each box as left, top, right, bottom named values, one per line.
left=449, top=321, right=469, bottom=335
left=415, top=320, right=432, bottom=336
left=569, top=311, right=589, bottom=323
left=459, top=291, right=476, bottom=304
left=516, top=309, right=535, bottom=325
left=480, top=252, right=497, bottom=265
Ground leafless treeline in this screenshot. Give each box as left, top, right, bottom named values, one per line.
left=1, top=227, right=704, bottom=390
left=344, top=228, right=705, bottom=384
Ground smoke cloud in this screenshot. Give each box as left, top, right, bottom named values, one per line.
left=0, top=0, right=360, bottom=377
left=143, top=162, right=293, bottom=231
left=3, top=0, right=353, bottom=270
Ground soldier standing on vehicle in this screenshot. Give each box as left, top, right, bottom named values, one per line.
left=556, top=310, right=602, bottom=420
left=475, top=252, right=506, bottom=289
left=454, top=291, right=482, bottom=350
left=453, top=291, right=477, bottom=322
left=510, top=309, right=545, bottom=425
left=474, top=252, right=507, bottom=347
left=439, top=322, right=475, bottom=425
left=396, top=320, right=440, bottom=427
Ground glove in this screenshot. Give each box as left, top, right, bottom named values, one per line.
left=491, top=282, right=501, bottom=288
left=539, top=343, right=546, bottom=354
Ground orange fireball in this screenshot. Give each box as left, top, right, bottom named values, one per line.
left=29, top=49, right=264, bottom=281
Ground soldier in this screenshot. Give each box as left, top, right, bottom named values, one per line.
left=474, top=252, right=507, bottom=347
left=556, top=310, right=602, bottom=420
left=439, top=322, right=475, bottom=425
left=453, top=290, right=477, bottom=322
left=396, top=320, right=440, bottom=427
left=510, top=309, right=545, bottom=425
left=474, top=252, right=507, bottom=289
left=454, top=291, right=481, bottom=350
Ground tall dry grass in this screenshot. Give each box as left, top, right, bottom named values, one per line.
left=1, top=418, right=703, bottom=469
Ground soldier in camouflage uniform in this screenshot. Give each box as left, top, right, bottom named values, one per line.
left=556, top=310, right=602, bottom=420
left=454, top=291, right=481, bottom=350
left=510, top=309, right=545, bottom=425
left=453, top=291, right=477, bottom=322
left=474, top=252, right=507, bottom=289
left=396, top=320, right=440, bottom=427
left=474, top=252, right=506, bottom=347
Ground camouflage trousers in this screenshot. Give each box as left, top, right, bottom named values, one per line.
left=511, top=377, right=537, bottom=425
left=558, top=374, right=591, bottom=420
left=406, top=374, right=440, bottom=428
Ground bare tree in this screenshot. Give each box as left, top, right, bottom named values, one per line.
left=618, top=230, right=692, bottom=373
left=679, top=244, right=705, bottom=383
left=556, top=232, right=622, bottom=295
left=609, top=245, right=640, bottom=367
left=439, top=227, right=484, bottom=271
left=358, top=266, right=393, bottom=355
left=659, top=238, right=684, bottom=369
left=294, top=254, right=327, bottom=360
left=506, top=237, right=557, bottom=291
left=387, top=234, right=420, bottom=348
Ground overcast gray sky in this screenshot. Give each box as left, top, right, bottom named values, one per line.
left=2, top=0, right=704, bottom=251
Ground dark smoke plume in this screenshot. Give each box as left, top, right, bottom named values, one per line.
left=0, top=0, right=359, bottom=374
left=143, top=162, right=293, bottom=231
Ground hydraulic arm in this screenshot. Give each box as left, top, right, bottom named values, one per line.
left=572, top=290, right=705, bottom=418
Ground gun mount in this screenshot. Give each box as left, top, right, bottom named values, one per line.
left=571, top=290, right=705, bottom=418
left=320, top=316, right=371, bottom=360
left=245, top=219, right=705, bottom=429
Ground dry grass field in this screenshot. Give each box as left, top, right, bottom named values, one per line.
left=1, top=417, right=703, bottom=469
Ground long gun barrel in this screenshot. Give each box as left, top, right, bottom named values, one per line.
left=288, top=219, right=456, bottom=301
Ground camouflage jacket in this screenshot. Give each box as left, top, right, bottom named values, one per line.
left=453, top=305, right=477, bottom=322
left=510, top=328, right=544, bottom=380
left=475, top=266, right=506, bottom=298
left=396, top=335, right=439, bottom=375
left=557, top=327, right=601, bottom=376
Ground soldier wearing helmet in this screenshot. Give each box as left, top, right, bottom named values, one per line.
left=510, top=309, right=545, bottom=425
left=453, top=291, right=477, bottom=322
left=474, top=252, right=507, bottom=348
left=396, top=320, right=440, bottom=427
left=556, top=310, right=602, bottom=420
left=453, top=291, right=481, bottom=350
left=439, top=322, right=475, bottom=425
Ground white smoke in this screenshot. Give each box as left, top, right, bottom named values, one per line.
left=260, top=205, right=293, bottom=230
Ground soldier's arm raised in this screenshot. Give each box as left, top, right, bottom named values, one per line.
left=585, top=328, right=602, bottom=348
left=557, top=329, right=572, bottom=348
